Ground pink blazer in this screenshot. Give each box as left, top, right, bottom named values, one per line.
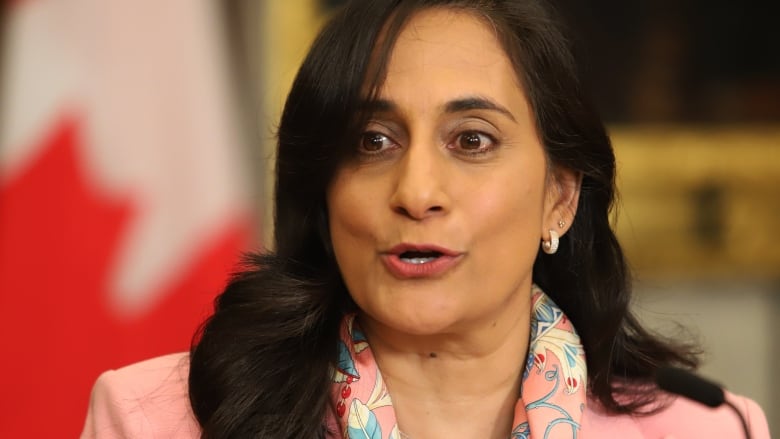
left=81, top=353, right=771, bottom=438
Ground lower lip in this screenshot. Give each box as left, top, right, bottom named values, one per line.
left=381, top=254, right=463, bottom=279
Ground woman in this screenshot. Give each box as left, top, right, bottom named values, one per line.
left=82, top=0, right=770, bottom=438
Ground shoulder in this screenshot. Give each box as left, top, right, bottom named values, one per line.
left=582, top=392, right=770, bottom=439
left=81, top=352, right=200, bottom=439
left=632, top=391, right=771, bottom=439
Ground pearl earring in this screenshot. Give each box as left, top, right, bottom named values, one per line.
left=542, top=229, right=559, bottom=254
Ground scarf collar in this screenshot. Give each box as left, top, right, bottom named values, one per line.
left=330, top=284, right=587, bottom=439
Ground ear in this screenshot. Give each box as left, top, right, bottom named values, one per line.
left=542, top=166, right=582, bottom=238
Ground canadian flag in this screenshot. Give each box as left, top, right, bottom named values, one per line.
left=0, top=0, right=255, bottom=436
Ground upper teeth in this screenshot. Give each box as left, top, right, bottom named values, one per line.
left=401, top=256, right=437, bottom=264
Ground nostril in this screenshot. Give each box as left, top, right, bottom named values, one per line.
left=392, top=204, right=443, bottom=219
left=393, top=206, right=411, bottom=217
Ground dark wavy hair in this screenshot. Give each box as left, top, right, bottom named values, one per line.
left=189, top=0, right=699, bottom=437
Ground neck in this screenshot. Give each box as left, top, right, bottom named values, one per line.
left=357, top=292, right=531, bottom=439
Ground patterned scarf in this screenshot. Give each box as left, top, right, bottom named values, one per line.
left=329, top=284, right=587, bottom=439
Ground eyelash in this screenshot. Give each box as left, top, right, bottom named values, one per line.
left=357, top=129, right=499, bottom=159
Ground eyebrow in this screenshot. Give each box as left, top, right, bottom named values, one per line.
left=361, top=96, right=517, bottom=123
left=443, top=96, right=517, bottom=122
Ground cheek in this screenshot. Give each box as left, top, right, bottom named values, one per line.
left=471, top=177, right=543, bottom=227
left=327, top=176, right=379, bottom=265
left=465, top=173, right=546, bottom=258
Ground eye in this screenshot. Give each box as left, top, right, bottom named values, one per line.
left=454, top=131, right=497, bottom=154
left=359, top=131, right=396, bottom=154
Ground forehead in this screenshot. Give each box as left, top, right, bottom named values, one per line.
left=374, top=8, right=528, bottom=113
left=394, top=8, right=502, bottom=60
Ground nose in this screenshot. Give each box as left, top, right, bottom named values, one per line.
left=389, top=142, right=450, bottom=220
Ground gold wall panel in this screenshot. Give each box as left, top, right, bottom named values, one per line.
left=611, top=126, right=780, bottom=279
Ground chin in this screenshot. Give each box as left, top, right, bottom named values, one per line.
left=354, top=286, right=476, bottom=336
left=379, top=306, right=467, bottom=337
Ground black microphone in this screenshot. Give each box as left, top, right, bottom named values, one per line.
left=655, top=366, right=751, bottom=439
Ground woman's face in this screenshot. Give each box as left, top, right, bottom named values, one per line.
left=327, top=8, right=577, bottom=337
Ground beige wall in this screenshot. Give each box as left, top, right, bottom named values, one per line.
left=635, top=281, right=777, bottom=434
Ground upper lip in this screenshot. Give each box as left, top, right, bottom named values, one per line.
left=384, top=243, right=462, bottom=257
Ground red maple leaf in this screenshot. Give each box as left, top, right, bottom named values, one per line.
left=0, top=115, right=252, bottom=437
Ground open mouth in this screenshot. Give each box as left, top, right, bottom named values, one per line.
left=398, top=250, right=443, bottom=264
left=382, top=244, right=462, bottom=278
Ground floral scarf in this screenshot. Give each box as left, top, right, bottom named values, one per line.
left=329, top=284, right=587, bottom=439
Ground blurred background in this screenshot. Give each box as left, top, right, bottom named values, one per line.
left=1, top=0, right=777, bottom=436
